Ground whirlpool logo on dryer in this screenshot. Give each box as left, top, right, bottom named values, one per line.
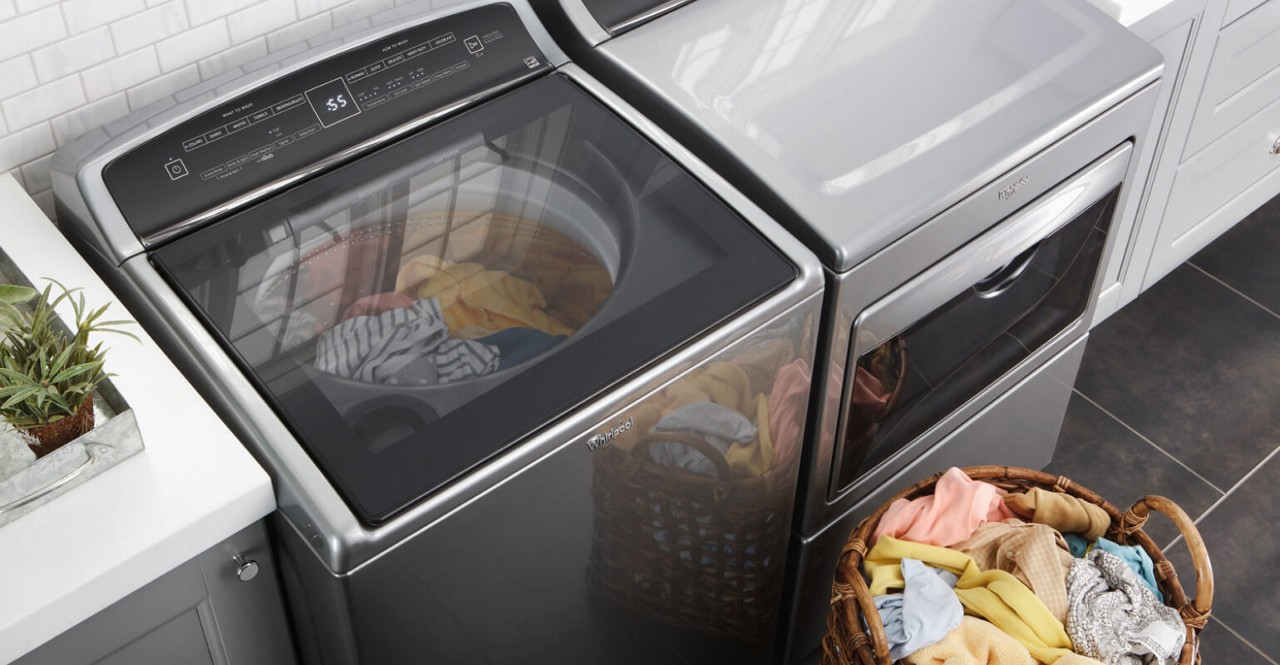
left=585, top=417, right=633, bottom=451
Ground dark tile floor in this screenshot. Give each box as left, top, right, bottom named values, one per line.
left=1045, top=200, right=1280, bottom=663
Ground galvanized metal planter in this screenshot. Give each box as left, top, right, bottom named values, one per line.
left=0, top=249, right=146, bottom=528
left=0, top=383, right=144, bottom=527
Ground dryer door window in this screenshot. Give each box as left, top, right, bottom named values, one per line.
left=829, top=144, right=1129, bottom=497
left=153, top=74, right=795, bottom=524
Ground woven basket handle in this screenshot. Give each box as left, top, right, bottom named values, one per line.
left=1123, top=495, right=1214, bottom=626
left=630, top=432, right=735, bottom=483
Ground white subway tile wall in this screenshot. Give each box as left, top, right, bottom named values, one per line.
left=0, top=0, right=463, bottom=220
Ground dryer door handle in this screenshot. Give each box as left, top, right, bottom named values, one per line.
left=973, top=241, right=1041, bottom=299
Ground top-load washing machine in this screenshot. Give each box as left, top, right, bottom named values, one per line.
left=527, top=0, right=1165, bottom=660
left=50, top=1, right=825, bottom=662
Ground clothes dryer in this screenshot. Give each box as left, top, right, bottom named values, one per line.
left=52, top=2, right=823, bottom=662
left=526, top=0, right=1165, bottom=660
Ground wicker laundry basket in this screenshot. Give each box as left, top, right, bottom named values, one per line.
left=587, top=432, right=793, bottom=643
left=822, top=466, right=1214, bottom=665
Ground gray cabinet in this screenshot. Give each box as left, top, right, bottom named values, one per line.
left=16, top=521, right=295, bottom=665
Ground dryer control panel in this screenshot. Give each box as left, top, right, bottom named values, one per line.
left=104, top=3, right=550, bottom=241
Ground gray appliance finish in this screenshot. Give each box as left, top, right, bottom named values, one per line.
left=528, top=0, right=1164, bottom=661
left=51, top=1, right=824, bottom=663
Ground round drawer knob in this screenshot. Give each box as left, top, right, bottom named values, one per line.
left=1271, top=137, right=1280, bottom=155
left=233, top=553, right=260, bottom=583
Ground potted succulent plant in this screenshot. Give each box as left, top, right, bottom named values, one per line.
left=0, top=280, right=136, bottom=458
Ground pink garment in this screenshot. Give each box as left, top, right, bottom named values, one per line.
left=873, top=467, right=1016, bottom=547
left=341, top=291, right=415, bottom=322
left=851, top=366, right=889, bottom=412
left=767, top=359, right=811, bottom=467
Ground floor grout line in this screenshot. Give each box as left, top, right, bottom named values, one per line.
left=1070, top=388, right=1227, bottom=495
left=1209, top=616, right=1280, bottom=665
left=1188, top=261, right=1280, bottom=321
left=1163, top=441, right=1280, bottom=554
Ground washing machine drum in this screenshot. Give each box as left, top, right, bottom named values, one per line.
left=152, top=74, right=795, bottom=524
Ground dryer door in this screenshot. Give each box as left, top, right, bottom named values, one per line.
left=153, top=73, right=795, bottom=524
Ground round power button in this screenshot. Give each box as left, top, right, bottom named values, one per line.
left=164, top=159, right=189, bottom=181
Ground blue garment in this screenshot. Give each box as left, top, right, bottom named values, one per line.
left=1063, top=535, right=1162, bottom=602
left=475, top=327, right=564, bottom=370
left=872, top=558, right=963, bottom=661
left=1065, top=533, right=1090, bottom=558
left=1095, top=538, right=1163, bottom=602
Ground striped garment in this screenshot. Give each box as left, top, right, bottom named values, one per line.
left=314, top=298, right=499, bottom=384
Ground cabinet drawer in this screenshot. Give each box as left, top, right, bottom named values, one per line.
left=1164, top=90, right=1280, bottom=244
left=1225, top=0, right=1268, bottom=27
left=1185, top=0, right=1280, bottom=156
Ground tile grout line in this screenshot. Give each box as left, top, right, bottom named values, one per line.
left=1163, top=440, right=1280, bottom=553
left=1209, top=616, right=1280, bottom=665
left=1188, top=261, right=1280, bottom=321
left=1070, top=388, right=1227, bottom=494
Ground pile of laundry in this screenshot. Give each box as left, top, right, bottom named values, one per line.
left=312, top=254, right=591, bottom=385
left=863, top=467, right=1184, bottom=665
left=603, top=337, right=812, bottom=480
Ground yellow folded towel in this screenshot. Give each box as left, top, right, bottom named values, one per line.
left=905, top=616, right=1037, bottom=664
left=865, top=537, right=1076, bottom=664
left=1004, top=489, right=1110, bottom=540
left=906, top=618, right=1107, bottom=665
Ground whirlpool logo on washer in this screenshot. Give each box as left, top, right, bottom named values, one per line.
left=998, top=175, right=1031, bottom=201
left=585, top=417, right=633, bottom=451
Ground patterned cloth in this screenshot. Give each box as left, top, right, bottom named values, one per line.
left=314, top=298, right=499, bottom=384
left=1066, top=549, right=1184, bottom=665
left=1005, top=488, right=1110, bottom=540
left=874, top=467, right=1016, bottom=547
left=957, top=519, right=1076, bottom=623
left=1065, top=535, right=1164, bottom=602
left=873, top=558, right=963, bottom=661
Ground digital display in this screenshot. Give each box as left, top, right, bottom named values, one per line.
left=104, top=3, right=552, bottom=240
left=306, top=78, right=361, bottom=127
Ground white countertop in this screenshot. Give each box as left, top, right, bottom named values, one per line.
left=0, top=175, right=275, bottom=663
left=1085, top=0, right=1177, bottom=26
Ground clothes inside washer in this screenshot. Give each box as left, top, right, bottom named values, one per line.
left=341, top=292, right=415, bottom=321
left=468, top=215, right=614, bottom=331
left=396, top=255, right=574, bottom=338
left=475, top=327, right=566, bottom=370
left=314, top=297, right=500, bottom=385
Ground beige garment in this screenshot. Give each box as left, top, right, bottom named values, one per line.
left=956, top=519, right=1076, bottom=623
left=1004, top=489, right=1110, bottom=541
left=906, top=617, right=1106, bottom=665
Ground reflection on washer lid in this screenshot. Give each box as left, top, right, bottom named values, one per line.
left=151, top=74, right=796, bottom=524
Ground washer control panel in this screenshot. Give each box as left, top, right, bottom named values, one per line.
left=104, top=4, right=549, bottom=241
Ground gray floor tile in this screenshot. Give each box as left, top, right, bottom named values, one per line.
left=1165, top=452, right=1280, bottom=658
left=1047, top=392, right=1221, bottom=548
left=1074, top=264, right=1280, bottom=490
left=1196, top=618, right=1277, bottom=664
left=1191, top=196, right=1280, bottom=316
